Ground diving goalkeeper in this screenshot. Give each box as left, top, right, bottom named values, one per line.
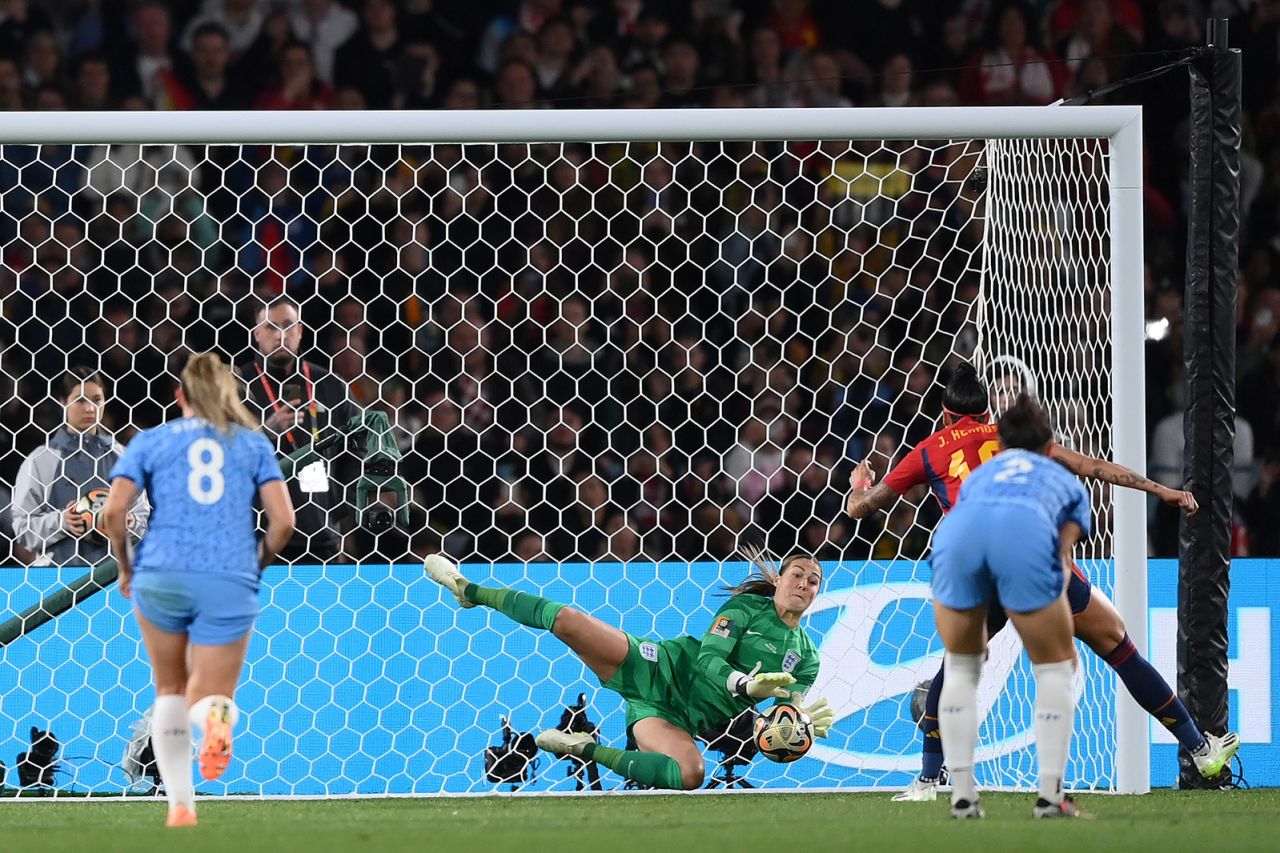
left=425, top=547, right=833, bottom=790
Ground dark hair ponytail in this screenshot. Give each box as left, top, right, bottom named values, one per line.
left=942, top=362, right=988, bottom=417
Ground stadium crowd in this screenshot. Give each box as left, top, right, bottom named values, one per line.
left=0, top=0, right=1278, bottom=564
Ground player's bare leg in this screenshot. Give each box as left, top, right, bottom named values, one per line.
left=933, top=602, right=987, bottom=819
left=1007, top=588, right=1080, bottom=819
left=135, top=610, right=197, bottom=826
left=188, top=633, right=252, bottom=782
left=1074, top=588, right=1239, bottom=778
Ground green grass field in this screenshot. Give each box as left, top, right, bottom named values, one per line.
left=1, top=790, right=1277, bottom=853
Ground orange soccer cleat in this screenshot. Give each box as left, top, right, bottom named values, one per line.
left=198, top=698, right=234, bottom=781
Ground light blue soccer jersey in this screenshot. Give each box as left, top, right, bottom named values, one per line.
left=110, top=418, right=283, bottom=585
left=952, top=448, right=1093, bottom=538
left=932, top=449, right=1093, bottom=612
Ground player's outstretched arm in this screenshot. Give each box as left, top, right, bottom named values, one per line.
left=845, top=461, right=898, bottom=519
left=258, top=480, right=296, bottom=569
left=1049, top=444, right=1199, bottom=516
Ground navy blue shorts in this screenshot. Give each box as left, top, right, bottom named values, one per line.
left=131, top=571, right=259, bottom=646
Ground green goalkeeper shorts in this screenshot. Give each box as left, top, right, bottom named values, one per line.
left=601, top=633, right=698, bottom=737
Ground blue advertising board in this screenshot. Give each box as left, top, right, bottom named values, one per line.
left=0, top=559, right=1274, bottom=794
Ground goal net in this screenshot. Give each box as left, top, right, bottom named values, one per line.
left=0, top=109, right=1143, bottom=796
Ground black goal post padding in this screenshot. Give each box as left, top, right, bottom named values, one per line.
left=1178, top=18, right=1241, bottom=789
left=0, top=559, right=119, bottom=648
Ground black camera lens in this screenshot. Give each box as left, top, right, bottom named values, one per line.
left=363, top=504, right=394, bottom=533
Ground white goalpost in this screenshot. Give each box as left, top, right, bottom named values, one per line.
left=0, top=106, right=1147, bottom=796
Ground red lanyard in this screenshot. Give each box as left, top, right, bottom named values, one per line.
left=257, top=361, right=319, bottom=445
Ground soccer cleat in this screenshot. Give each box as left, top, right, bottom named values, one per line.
left=892, top=777, right=940, bottom=802
left=166, top=804, right=197, bottom=827
left=1192, top=731, right=1240, bottom=779
left=198, top=697, right=234, bottom=781
left=949, top=798, right=984, bottom=819
left=424, top=554, right=474, bottom=608
left=1033, top=795, right=1083, bottom=819
left=535, top=729, right=593, bottom=758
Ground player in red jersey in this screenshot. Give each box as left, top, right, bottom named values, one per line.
left=845, top=362, right=1237, bottom=802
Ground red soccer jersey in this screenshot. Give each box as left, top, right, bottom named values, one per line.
left=882, top=417, right=1002, bottom=513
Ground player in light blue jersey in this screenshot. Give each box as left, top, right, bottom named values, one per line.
left=101, top=354, right=294, bottom=828
left=929, top=394, right=1086, bottom=821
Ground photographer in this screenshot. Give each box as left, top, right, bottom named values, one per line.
left=242, top=297, right=358, bottom=563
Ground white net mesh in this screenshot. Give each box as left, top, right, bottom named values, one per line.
left=0, top=130, right=1119, bottom=795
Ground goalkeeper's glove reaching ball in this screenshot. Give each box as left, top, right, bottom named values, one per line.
left=730, top=662, right=796, bottom=700
left=802, top=697, right=835, bottom=738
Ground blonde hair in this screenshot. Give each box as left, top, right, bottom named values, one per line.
left=181, top=353, right=258, bottom=434
left=726, top=543, right=821, bottom=597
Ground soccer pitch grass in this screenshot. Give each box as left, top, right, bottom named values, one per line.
left=2, top=790, right=1277, bottom=853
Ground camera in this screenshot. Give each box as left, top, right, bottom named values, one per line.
left=555, top=693, right=602, bottom=791
left=483, top=716, right=539, bottom=790
left=16, top=727, right=59, bottom=789
left=362, top=499, right=396, bottom=534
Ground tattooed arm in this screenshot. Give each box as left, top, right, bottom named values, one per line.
left=845, top=461, right=901, bottom=519
left=1048, top=443, right=1199, bottom=516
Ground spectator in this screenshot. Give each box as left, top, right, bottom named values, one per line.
left=746, top=26, right=793, bottom=108
left=1243, top=450, right=1280, bottom=556
left=1150, top=409, right=1256, bottom=556
left=71, top=51, right=114, bottom=110
left=0, top=54, right=25, bottom=110
left=494, top=58, right=542, bottom=108
left=0, top=0, right=55, bottom=61
left=873, top=53, right=916, bottom=108
left=182, top=0, right=266, bottom=63
left=177, top=22, right=250, bottom=110
left=960, top=1, right=1063, bottom=105
left=566, top=43, right=620, bottom=108
left=11, top=368, right=149, bottom=567
left=441, top=75, right=481, bottom=109
left=288, top=0, right=360, bottom=84
left=533, top=16, right=576, bottom=95
left=333, top=0, right=403, bottom=109
left=659, top=37, right=701, bottom=107
left=802, top=49, right=851, bottom=108
left=254, top=40, right=332, bottom=110
left=21, top=29, right=62, bottom=90
left=114, top=1, right=181, bottom=106
left=477, top=0, right=563, bottom=75
left=1055, top=0, right=1140, bottom=79
left=240, top=296, right=359, bottom=564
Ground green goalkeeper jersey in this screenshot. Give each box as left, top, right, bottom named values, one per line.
left=660, top=593, right=820, bottom=735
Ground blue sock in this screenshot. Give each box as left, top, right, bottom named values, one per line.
left=920, top=665, right=944, bottom=781
left=1105, top=633, right=1205, bottom=752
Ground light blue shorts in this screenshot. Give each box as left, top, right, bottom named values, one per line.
left=931, top=502, right=1066, bottom=614
left=131, top=571, right=259, bottom=646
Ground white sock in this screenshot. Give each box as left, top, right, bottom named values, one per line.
left=188, top=694, right=240, bottom=733
left=151, top=695, right=194, bottom=811
left=1032, top=659, right=1076, bottom=804
left=939, top=652, right=984, bottom=806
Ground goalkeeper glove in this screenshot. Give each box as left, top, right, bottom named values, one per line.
left=729, top=662, right=796, bottom=700
left=802, top=698, right=835, bottom=738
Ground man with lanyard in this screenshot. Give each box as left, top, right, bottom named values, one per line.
left=243, top=296, right=358, bottom=563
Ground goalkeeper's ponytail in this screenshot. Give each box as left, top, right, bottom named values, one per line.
left=181, top=352, right=259, bottom=435
left=726, top=544, right=820, bottom=597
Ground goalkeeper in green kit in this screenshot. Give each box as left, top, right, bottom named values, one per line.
left=425, top=547, right=834, bottom=790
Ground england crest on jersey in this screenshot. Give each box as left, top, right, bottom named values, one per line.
left=782, top=650, right=800, bottom=673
